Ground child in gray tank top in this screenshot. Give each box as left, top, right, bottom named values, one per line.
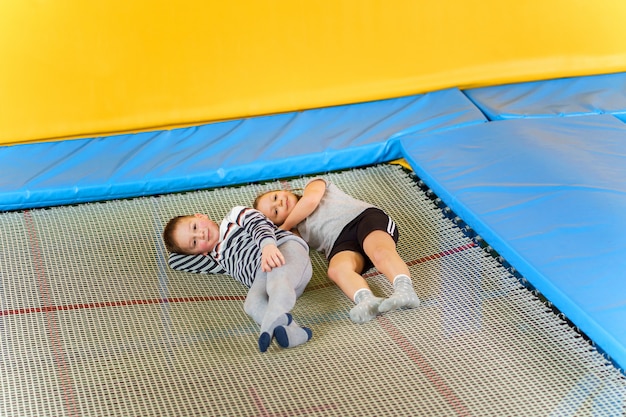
left=255, top=177, right=420, bottom=324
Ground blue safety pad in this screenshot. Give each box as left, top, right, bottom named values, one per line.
left=464, top=72, right=626, bottom=122
left=0, top=88, right=485, bottom=212
left=399, top=114, right=626, bottom=369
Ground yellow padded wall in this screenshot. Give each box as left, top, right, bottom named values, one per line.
left=2, top=0, right=626, bottom=145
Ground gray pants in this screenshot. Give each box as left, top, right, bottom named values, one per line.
left=243, top=239, right=312, bottom=333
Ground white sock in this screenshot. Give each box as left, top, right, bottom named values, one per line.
left=349, top=289, right=384, bottom=324
left=378, top=275, right=420, bottom=313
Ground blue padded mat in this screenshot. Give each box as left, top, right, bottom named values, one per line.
left=464, top=72, right=626, bottom=122
left=399, top=114, right=626, bottom=369
left=0, top=88, right=485, bottom=211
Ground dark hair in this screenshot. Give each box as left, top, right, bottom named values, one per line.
left=162, top=215, right=190, bottom=253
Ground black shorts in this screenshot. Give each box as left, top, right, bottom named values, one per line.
left=328, top=207, right=399, bottom=273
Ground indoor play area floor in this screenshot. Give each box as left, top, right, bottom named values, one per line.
left=2, top=164, right=625, bottom=416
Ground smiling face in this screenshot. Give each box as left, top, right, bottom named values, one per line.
left=171, top=213, right=220, bottom=255
left=255, top=190, right=299, bottom=226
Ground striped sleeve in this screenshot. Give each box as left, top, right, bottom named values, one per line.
left=231, top=206, right=277, bottom=250
left=168, top=252, right=228, bottom=274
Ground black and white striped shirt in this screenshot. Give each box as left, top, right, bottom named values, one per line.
left=168, top=206, right=306, bottom=288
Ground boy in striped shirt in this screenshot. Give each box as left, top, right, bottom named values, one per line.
left=163, top=206, right=312, bottom=352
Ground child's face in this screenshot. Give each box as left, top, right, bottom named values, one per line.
left=172, top=213, right=220, bottom=255
left=255, top=190, right=299, bottom=226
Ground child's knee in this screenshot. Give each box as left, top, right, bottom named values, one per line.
left=328, top=253, right=364, bottom=283
left=369, top=246, right=396, bottom=268
left=299, top=258, right=313, bottom=279
left=326, top=264, right=342, bottom=283
left=244, top=293, right=265, bottom=317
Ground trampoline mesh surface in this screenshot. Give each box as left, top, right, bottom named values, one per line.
left=1, top=163, right=625, bottom=416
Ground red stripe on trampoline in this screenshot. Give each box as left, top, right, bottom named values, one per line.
left=379, top=316, right=472, bottom=417
left=3, top=242, right=475, bottom=317
left=24, top=210, right=80, bottom=417
left=364, top=242, right=477, bottom=278
left=1, top=295, right=246, bottom=317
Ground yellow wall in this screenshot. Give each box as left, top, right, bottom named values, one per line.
left=2, top=0, right=626, bottom=145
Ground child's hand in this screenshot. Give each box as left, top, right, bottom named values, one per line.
left=261, top=244, right=285, bottom=272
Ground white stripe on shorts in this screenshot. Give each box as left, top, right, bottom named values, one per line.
left=387, top=217, right=396, bottom=236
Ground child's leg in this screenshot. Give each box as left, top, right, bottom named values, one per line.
left=327, top=252, right=384, bottom=324
left=362, top=230, right=420, bottom=313
left=260, top=240, right=312, bottom=350
left=243, top=274, right=268, bottom=325
left=245, top=273, right=282, bottom=352
left=261, top=240, right=311, bottom=329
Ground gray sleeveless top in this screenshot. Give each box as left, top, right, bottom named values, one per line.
left=297, top=178, right=373, bottom=257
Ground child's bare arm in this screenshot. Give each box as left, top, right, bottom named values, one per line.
left=280, top=179, right=326, bottom=231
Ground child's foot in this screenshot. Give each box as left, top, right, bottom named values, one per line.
left=258, top=313, right=293, bottom=352
left=378, top=275, right=420, bottom=313
left=274, top=321, right=312, bottom=349
left=258, top=332, right=272, bottom=352
left=349, top=290, right=384, bottom=324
